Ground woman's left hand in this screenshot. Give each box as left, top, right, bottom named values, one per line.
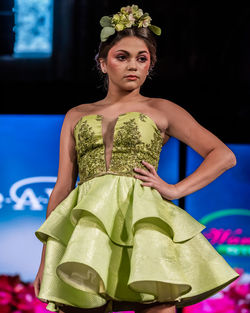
left=133, top=160, right=179, bottom=201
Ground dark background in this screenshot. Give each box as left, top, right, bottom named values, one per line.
left=0, top=3, right=248, bottom=311
left=0, top=0, right=250, bottom=143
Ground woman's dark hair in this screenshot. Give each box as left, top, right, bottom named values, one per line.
left=94, top=26, right=158, bottom=91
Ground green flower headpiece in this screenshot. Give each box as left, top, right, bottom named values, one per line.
left=99, top=4, right=161, bottom=42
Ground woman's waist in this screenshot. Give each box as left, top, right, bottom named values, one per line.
left=77, top=156, right=159, bottom=185
left=77, top=171, right=136, bottom=185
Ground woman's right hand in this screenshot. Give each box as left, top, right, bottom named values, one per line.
left=33, top=264, right=44, bottom=298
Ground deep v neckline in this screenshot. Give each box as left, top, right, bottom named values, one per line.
left=74, top=111, right=163, bottom=172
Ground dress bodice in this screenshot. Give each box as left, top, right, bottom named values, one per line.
left=74, top=111, right=163, bottom=184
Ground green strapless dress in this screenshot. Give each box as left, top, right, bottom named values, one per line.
left=35, top=112, right=239, bottom=312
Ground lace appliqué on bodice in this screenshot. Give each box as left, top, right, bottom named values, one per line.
left=74, top=112, right=163, bottom=184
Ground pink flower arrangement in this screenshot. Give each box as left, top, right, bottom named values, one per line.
left=0, top=274, right=48, bottom=313
left=183, top=268, right=250, bottom=313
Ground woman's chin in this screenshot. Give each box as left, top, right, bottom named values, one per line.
left=123, top=82, right=142, bottom=90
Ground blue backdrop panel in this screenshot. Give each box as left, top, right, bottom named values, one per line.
left=185, top=144, right=250, bottom=272
left=0, top=115, right=63, bottom=281
left=158, top=137, right=180, bottom=205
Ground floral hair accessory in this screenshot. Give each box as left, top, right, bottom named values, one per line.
left=99, top=4, right=161, bottom=42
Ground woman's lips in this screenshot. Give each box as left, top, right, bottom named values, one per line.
left=125, top=76, right=138, bottom=80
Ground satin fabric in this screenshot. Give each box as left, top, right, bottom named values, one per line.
left=35, top=174, right=239, bottom=312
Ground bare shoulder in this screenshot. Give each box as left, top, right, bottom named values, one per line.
left=66, top=103, right=91, bottom=116
left=151, top=97, right=198, bottom=127
left=147, top=97, right=188, bottom=129
left=150, top=97, right=187, bottom=115
left=64, top=102, right=96, bottom=135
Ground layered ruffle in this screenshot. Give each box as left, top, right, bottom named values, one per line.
left=35, top=174, right=239, bottom=311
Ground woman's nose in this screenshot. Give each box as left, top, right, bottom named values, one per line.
left=127, top=59, right=137, bottom=70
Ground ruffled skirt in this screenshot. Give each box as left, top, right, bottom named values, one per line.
left=35, top=174, right=239, bottom=312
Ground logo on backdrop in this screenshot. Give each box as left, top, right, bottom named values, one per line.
left=201, top=209, right=250, bottom=257
left=0, top=177, right=57, bottom=210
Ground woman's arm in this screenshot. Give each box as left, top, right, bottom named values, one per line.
left=134, top=99, right=236, bottom=201
left=46, top=108, right=78, bottom=217
left=164, top=99, right=236, bottom=199
left=39, top=108, right=78, bottom=264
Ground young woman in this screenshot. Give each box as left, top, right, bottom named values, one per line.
left=33, top=5, right=239, bottom=313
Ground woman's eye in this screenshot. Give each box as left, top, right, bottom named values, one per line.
left=117, top=55, right=126, bottom=60
left=116, top=55, right=147, bottom=62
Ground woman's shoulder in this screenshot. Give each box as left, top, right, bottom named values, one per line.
left=66, top=102, right=95, bottom=115
left=149, top=97, right=184, bottom=115
left=64, top=102, right=97, bottom=135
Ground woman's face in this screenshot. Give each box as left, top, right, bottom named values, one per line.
left=100, top=36, right=151, bottom=91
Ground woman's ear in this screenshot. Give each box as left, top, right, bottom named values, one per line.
left=99, top=58, right=107, bottom=74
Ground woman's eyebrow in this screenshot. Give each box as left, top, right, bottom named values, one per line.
left=115, top=49, right=149, bottom=54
